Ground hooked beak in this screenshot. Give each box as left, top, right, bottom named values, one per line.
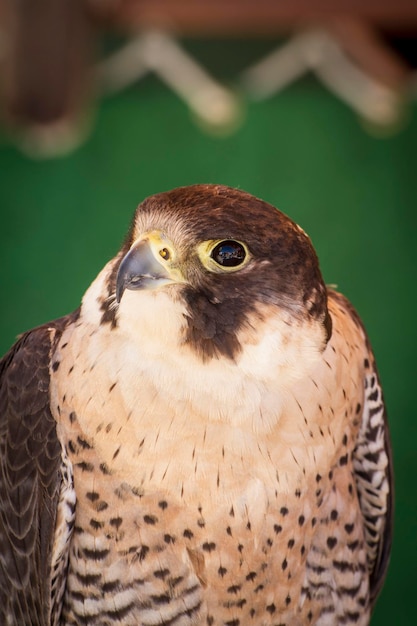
left=116, top=238, right=177, bottom=303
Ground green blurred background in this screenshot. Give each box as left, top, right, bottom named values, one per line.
left=0, top=39, right=416, bottom=625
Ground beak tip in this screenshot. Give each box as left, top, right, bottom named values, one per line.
left=115, top=266, right=126, bottom=304
left=114, top=238, right=177, bottom=302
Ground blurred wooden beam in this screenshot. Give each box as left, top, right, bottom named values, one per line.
left=0, top=0, right=94, bottom=155
left=326, top=18, right=409, bottom=89
left=91, top=0, right=417, bottom=35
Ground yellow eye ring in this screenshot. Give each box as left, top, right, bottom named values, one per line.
left=197, top=239, right=250, bottom=273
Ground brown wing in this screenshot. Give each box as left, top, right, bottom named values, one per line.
left=329, top=289, right=393, bottom=607
left=354, top=357, right=393, bottom=607
left=0, top=313, right=77, bottom=625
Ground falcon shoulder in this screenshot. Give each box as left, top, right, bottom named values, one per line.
left=330, top=290, right=393, bottom=607
left=0, top=312, right=78, bottom=625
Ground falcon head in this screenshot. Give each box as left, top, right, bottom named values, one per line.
left=94, top=184, right=331, bottom=367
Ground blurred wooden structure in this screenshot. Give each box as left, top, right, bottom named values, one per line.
left=0, top=0, right=416, bottom=154
left=91, top=0, right=417, bottom=34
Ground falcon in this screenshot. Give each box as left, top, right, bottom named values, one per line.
left=0, top=184, right=392, bottom=626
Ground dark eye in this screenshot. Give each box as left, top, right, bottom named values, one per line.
left=211, top=240, right=246, bottom=267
